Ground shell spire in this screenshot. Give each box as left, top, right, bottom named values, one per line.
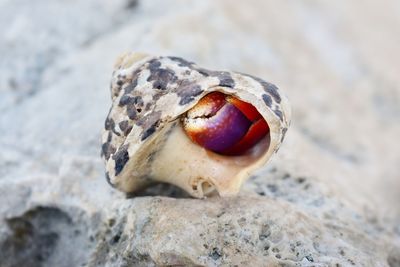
left=101, top=52, right=291, bottom=198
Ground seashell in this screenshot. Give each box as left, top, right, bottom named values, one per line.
left=101, top=52, right=291, bottom=198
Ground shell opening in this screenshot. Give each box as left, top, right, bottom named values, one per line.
left=183, top=92, right=270, bottom=156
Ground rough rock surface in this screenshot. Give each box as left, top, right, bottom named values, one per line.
left=0, top=0, right=399, bottom=266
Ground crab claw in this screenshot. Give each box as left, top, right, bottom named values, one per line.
left=183, top=92, right=270, bottom=156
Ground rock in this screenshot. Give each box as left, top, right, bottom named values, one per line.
left=0, top=0, right=399, bottom=266
left=89, top=196, right=391, bottom=267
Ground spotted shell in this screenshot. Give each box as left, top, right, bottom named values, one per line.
left=101, top=52, right=291, bottom=198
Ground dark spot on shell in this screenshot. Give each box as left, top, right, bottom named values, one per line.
left=196, top=69, right=235, bottom=88
left=168, top=56, right=194, bottom=67
left=194, top=67, right=235, bottom=87
left=136, top=110, right=162, bottom=140
left=196, top=68, right=212, bottom=77
left=119, top=120, right=133, bottom=136
left=274, top=109, right=283, bottom=121
left=126, top=104, right=137, bottom=120
left=262, top=94, right=272, bottom=107
left=260, top=82, right=281, bottom=103
left=119, top=95, right=133, bottom=106
left=112, top=145, right=130, bottom=176
left=107, top=131, right=112, bottom=142
left=179, top=86, right=203, bottom=105
left=177, top=80, right=203, bottom=105
left=101, top=142, right=116, bottom=160
left=124, top=82, right=136, bottom=95
left=119, top=95, right=144, bottom=120
left=148, top=68, right=177, bottom=90
left=124, top=70, right=140, bottom=95
left=136, top=110, right=159, bottom=127
left=105, top=117, right=115, bottom=131
left=141, top=122, right=158, bottom=141
left=135, top=96, right=144, bottom=106
left=218, top=72, right=235, bottom=88
left=148, top=59, right=161, bottom=71
left=241, top=73, right=281, bottom=103
left=144, top=102, right=152, bottom=112
left=104, top=115, right=120, bottom=136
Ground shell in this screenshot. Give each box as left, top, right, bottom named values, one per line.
left=101, top=52, right=291, bottom=198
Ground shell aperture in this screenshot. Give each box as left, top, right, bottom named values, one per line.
left=183, top=92, right=270, bottom=155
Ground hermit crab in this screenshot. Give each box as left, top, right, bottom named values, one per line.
left=101, top=53, right=291, bottom=198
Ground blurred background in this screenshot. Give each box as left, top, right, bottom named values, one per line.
left=0, top=0, right=399, bottom=266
